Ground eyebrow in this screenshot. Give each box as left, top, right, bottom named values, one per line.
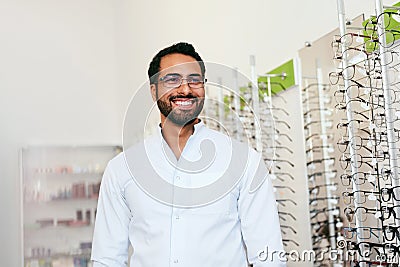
left=163, top=73, right=202, bottom=77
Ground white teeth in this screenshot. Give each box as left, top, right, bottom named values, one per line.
left=175, top=100, right=192, bottom=106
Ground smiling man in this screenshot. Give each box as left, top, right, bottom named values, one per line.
left=91, top=42, right=285, bottom=266
left=149, top=51, right=206, bottom=159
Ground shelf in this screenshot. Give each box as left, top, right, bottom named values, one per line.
left=21, top=145, right=120, bottom=266
left=24, top=223, right=93, bottom=232
left=24, top=250, right=91, bottom=261
left=31, top=171, right=104, bottom=177
left=24, top=197, right=99, bottom=205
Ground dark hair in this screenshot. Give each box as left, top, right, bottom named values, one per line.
left=148, top=42, right=205, bottom=84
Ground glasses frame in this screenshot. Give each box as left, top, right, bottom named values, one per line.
left=158, top=74, right=207, bottom=89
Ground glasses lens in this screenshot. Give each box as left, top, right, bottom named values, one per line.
left=347, top=85, right=361, bottom=99
left=351, top=136, right=363, bottom=150
left=381, top=206, right=391, bottom=220
left=358, top=228, right=372, bottom=239
left=343, top=227, right=354, bottom=239
left=329, top=72, right=340, bottom=85
left=384, top=226, right=396, bottom=241
left=351, top=153, right=362, bottom=168
left=343, top=192, right=353, bottom=205
left=356, top=208, right=368, bottom=222
left=393, top=187, right=400, bottom=201
left=187, top=76, right=205, bottom=88
left=340, top=174, right=351, bottom=186
left=337, top=138, right=349, bottom=153
left=353, top=172, right=367, bottom=185
left=354, top=191, right=367, bottom=204
left=343, top=65, right=356, bottom=80
left=345, top=207, right=354, bottom=222
left=334, top=90, right=346, bottom=105
left=381, top=188, right=391, bottom=202
left=161, top=75, right=181, bottom=88
left=160, top=75, right=205, bottom=89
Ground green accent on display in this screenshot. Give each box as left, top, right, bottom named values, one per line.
left=258, top=59, right=295, bottom=95
left=223, top=94, right=233, bottom=114
left=363, top=1, right=400, bottom=52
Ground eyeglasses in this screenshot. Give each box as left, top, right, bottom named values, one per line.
left=334, top=84, right=382, bottom=105
left=329, top=62, right=377, bottom=85
left=346, top=241, right=397, bottom=257
left=270, top=146, right=294, bottom=155
left=273, top=185, right=296, bottom=194
left=333, top=46, right=372, bottom=64
left=306, top=145, right=334, bottom=154
left=282, top=238, right=300, bottom=247
left=158, top=74, right=207, bottom=89
left=365, top=10, right=400, bottom=31
left=335, top=96, right=384, bottom=112
left=278, top=211, right=297, bottom=221
left=309, top=183, right=338, bottom=195
left=383, top=225, right=400, bottom=241
left=332, top=32, right=379, bottom=48
left=336, top=119, right=376, bottom=137
left=343, top=226, right=382, bottom=239
left=302, top=94, right=331, bottom=105
left=380, top=205, right=400, bottom=221
left=309, top=196, right=339, bottom=206
left=310, top=207, right=340, bottom=221
left=339, top=152, right=387, bottom=170
left=261, top=118, right=291, bottom=130
left=308, top=170, right=337, bottom=181
left=276, top=198, right=297, bottom=207
left=272, top=172, right=295, bottom=181
left=305, top=133, right=334, bottom=143
left=312, top=234, right=334, bottom=246
left=304, top=120, right=333, bottom=130
left=307, top=157, right=335, bottom=170
left=265, top=158, right=294, bottom=168
left=373, top=50, right=400, bottom=67
left=303, top=108, right=332, bottom=117
left=344, top=206, right=379, bottom=222
left=337, top=135, right=377, bottom=153
left=339, top=171, right=380, bottom=186
left=342, top=190, right=380, bottom=205
left=381, top=186, right=400, bottom=202
left=262, top=106, right=290, bottom=116
left=280, top=224, right=297, bottom=235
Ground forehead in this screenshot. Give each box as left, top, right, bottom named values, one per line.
left=159, top=53, right=202, bottom=76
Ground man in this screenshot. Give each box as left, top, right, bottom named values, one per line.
left=91, top=42, right=285, bottom=266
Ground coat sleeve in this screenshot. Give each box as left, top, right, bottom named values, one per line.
left=238, top=152, right=287, bottom=266
left=91, top=162, right=132, bottom=267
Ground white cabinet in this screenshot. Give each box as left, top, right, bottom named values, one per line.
left=21, top=146, right=121, bottom=267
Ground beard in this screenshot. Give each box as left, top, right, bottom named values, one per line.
left=157, top=93, right=204, bottom=126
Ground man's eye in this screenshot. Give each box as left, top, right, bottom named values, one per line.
left=165, top=77, right=180, bottom=83
left=189, top=77, right=201, bottom=83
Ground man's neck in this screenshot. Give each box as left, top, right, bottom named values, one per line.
left=160, top=118, right=198, bottom=159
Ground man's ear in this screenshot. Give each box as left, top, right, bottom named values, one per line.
left=150, top=84, right=157, bottom=102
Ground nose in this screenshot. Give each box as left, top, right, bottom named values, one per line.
left=176, top=79, right=191, bottom=94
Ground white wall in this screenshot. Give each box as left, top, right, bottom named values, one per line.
left=0, top=1, right=120, bottom=266
left=0, top=0, right=395, bottom=266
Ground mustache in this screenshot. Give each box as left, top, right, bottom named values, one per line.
left=169, top=94, right=198, bottom=101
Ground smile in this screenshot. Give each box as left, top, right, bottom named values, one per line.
left=171, top=98, right=196, bottom=109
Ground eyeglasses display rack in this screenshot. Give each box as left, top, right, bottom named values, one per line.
left=296, top=0, right=400, bottom=265
left=21, top=145, right=122, bottom=267
left=202, top=59, right=313, bottom=266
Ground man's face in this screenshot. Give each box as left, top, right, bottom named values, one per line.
left=151, top=53, right=205, bottom=126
